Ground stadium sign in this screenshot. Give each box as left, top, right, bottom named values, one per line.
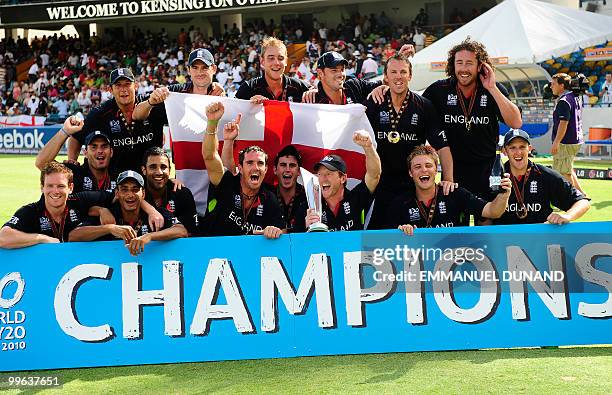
left=1, top=223, right=611, bottom=372
left=0, top=0, right=307, bottom=26
left=0, top=126, right=63, bottom=154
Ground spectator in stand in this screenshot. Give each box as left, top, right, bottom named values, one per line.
left=599, top=72, right=612, bottom=105
left=413, top=28, right=426, bottom=52
left=361, top=53, right=378, bottom=78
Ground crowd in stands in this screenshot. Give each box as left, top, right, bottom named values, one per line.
left=0, top=9, right=468, bottom=118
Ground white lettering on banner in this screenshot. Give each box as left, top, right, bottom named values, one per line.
left=190, top=258, right=254, bottom=335
left=0, top=130, right=44, bottom=149
left=260, top=255, right=334, bottom=332
left=47, top=243, right=611, bottom=342
left=575, top=243, right=612, bottom=318
left=433, top=251, right=500, bottom=323
left=507, top=245, right=569, bottom=320
left=344, top=251, right=395, bottom=326
left=0, top=272, right=25, bottom=309
left=54, top=264, right=114, bottom=342
left=122, top=261, right=183, bottom=339
left=46, top=0, right=290, bottom=21
left=443, top=114, right=491, bottom=126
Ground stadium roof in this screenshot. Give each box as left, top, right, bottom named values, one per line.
left=410, top=0, right=612, bottom=89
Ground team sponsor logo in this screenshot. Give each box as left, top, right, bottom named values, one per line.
left=343, top=201, right=351, bottom=215
left=69, top=209, right=78, bottom=222
left=172, top=217, right=180, bottom=225
left=143, top=120, right=149, bottom=126
left=439, top=130, right=447, bottom=140
left=83, top=176, right=93, bottom=190
left=109, top=120, right=121, bottom=134
left=444, top=114, right=491, bottom=126
left=166, top=200, right=176, bottom=213
left=234, top=195, right=241, bottom=209
left=409, top=207, right=420, bottom=221
left=411, top=113, right=419, bottom=125
left=480, top=94, right=488, bottom=107
left=141, top=224, right=149, bottom=234
left=7, top=216, right=19, bottom=225
left=256, top=205, right=263, bottom=217
left=347, top=97, right=354, bottom=104
left=39, top=216, right=51, bottom=231
left=447, top=94, right=457, bottom=106
left=379, top=111, right=390, bottom=124
left=438, top=201, right=447, bottom=214
left=109, top=181, right=117, bottom=191
left=530, top=181, right=538, bottom=194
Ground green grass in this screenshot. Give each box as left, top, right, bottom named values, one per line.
left=1, top=347, right=611, bottom=394
left=1, top=154, right=611, bottom=393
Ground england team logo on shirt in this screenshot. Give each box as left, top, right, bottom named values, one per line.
left=447, top=94, right=457, bottom=106
left=256, top=205, right=264, bottom=216
left=411, top=113, right=419, bottom=125
left=166, top=200, right=176, bottom=213
left=530, top=181, right=538, bottom=194
left=109, top=120, right=121, bottom=134
left=343, top=202, right=351, bottom=215
left=379, top=111, right=390, bottom=124
left=438, top=201, right=447, bottom=214
left=39, top=217, right=51, bottom=231
left=141, top=224, right=149, bottom=234
left=409, top=207, right=420, bottom=221
left=234, top=195, right=242, bottom=209
left=480, top=95, right=488, bottom=107
left=69, top=209, right=78, bottom=222
left=83, top=177, right=93, bottom=190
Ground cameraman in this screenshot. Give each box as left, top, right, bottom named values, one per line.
left=550, top=73, right=586, bottom=195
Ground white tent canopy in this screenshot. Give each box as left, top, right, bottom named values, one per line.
left=410, top=0, right=612, bottom=90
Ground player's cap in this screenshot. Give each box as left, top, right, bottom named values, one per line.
left=110, top=68, right=135, bottom=85
left=316, top=51, right=348, bottom=69
left=85, top=130, right=111, bottom=146
left=503, top=129, right=531, bottom=146
left=314, top=154, right=347, bottom=173
left=188, top=48, right=214, bottom=66
left=116, top=170, right=144, bottom=188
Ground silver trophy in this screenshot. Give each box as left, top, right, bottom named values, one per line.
left=300, top=168, right=329, bottom=232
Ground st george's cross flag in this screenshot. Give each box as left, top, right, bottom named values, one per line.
left=165, top=93, right=376, bottom=214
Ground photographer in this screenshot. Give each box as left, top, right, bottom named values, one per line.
left=549, top=73, right=586, bottom=196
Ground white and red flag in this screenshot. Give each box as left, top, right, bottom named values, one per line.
left=165, top=93, right=375, bottom=213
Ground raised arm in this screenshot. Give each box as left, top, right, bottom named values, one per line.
left=353, top=131, right=381, bottom=193
left=480, top=63, right=522, bottom=129
left=132, top=87, right=170, bottom=121
left=35, top=116, right=84, bottom=170
left=221, top=113, right=242, bottom=175
left=201, top=102, right=226, bottom=186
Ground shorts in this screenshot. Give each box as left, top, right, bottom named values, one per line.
left=553, top=143, right=581, bottom=175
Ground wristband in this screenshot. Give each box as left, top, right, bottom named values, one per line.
left=60, top=128, right=70, bottom=137
left=207, top=119, right=219, bottom=127
left=205, top=131, right=217, bottom=135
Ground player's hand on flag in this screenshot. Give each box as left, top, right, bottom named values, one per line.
left=249, top=95, right=268, bottom=104
left=148, top=87, right=170, bottom=105
left=302, top=89, right=318, bottom=103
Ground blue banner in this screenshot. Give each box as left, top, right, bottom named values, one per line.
left=0, top=125, right=62, bottom=154
left=0, top=222, right=611, bottom=372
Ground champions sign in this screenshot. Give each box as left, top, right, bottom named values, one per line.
left=0, top=223, right=611, bottom=372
